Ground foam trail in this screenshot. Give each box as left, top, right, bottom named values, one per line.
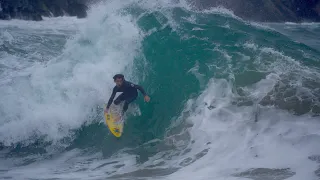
left=0, top=1, right=142, bottom=146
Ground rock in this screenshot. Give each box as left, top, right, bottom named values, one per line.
left=316, top=3, right=320, bottom=15
left=0, top=0, right=319, bottom=22
left=67, top=2, right=88, bottom=18
left=0, top=0, right=89, bottom=21
left=45, top=0, right=68, bottom=17
left=0, top=12, right=10, bottom=20
left=292, top=0, right=320, bottom=20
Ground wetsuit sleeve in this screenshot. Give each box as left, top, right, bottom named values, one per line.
left=133, top=84, right=147, bottom=96
left=106, top=87, right=117, bottom=108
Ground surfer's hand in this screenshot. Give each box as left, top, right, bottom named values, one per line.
left=144, top=95, right=150, bottom=102
left=104, top=108, right=109, bottom=113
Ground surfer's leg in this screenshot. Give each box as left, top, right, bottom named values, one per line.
left=122, top=94, right=137, bottom=114
left=114, top=93, right=125, bottom=105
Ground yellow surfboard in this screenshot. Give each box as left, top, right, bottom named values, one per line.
left=104, top=105, right=124, bottom=138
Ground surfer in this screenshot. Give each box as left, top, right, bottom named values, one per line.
left=105, top=74, right=150, bottom=115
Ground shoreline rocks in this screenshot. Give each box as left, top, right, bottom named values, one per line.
left=0, top=0, right=90, bottom=21
left=0, top=0, right=319, bottom=22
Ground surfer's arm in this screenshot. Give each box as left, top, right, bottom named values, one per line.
left=129, top=82, right=150, bottom=102
left=133, top=84, right=147, bottom=96
left=107, top=87, right=117, bottom=108
left=133, top=84, right=150, bottom=102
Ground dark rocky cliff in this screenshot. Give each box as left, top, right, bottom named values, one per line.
left=0, top=0, right=319, bottom=22
left=0, top=0, right=90, bottom=21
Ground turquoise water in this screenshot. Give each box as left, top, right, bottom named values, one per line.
left=0, top=1, right=320, bottom=179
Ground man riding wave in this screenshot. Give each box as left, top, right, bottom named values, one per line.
left=105, top=74, right=150, bottom=116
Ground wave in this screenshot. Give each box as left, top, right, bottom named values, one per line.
left=0, top=0, right=320, bottom=179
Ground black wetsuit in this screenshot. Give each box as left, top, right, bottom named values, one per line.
left=107, top=80, right=147, bottom=114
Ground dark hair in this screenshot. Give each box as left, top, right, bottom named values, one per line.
left=113, top=74, right=124, bottom=80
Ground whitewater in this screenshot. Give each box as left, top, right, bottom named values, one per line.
left=0, top=0, right=320, bottom=180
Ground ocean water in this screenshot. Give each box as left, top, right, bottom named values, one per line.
left=0, top=1, right=320, bottom=180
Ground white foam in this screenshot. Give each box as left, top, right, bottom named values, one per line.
left=165, top=77, right=320, bottom=180
left=284, top=22, right=320, bottom=26
left=1, top=148, right=139, bottom=180
left=249, top=22, right=276, bottom=31
left=243, top=42, right=258, bottom=51
left=1, top=30, right=14, bottom=44
left=201, top=6, right=240, bottom=20
left=192, top=27, right=204, bottom=31
left=0, top=16, right=85, bottom=31
left=188, top=61, right=205, bottom=88
left=0, top=0, right=142, bottom=146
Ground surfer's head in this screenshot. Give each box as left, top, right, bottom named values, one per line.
left=113, top=74, right=124, bottom=87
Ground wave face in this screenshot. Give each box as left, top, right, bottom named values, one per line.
left=0, top=1, right=320, bottom=180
